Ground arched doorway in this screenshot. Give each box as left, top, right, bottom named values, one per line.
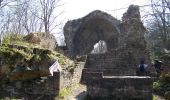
left=64, top=10, right=121, bottom=57
left=72, top=17, right=119, bottom=55
left=91, top=40, right=107, bottom=54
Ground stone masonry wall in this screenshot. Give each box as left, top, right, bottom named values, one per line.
left=80, top=5, right=154, bottom=99
left=3, top=62, right=85, bottom=99
left=84, top=72, right=153, bottom=100
left=59, top=62, right=85, bottom=89
left=64, top=10, right=120, bottom=57
left=48, top=62, right=85, bottom=91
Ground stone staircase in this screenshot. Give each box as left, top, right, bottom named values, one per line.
left=81, top=52, right=153, bottom=100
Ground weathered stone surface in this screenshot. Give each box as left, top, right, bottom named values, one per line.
left=23, top=33, right=41, bottom=44
left=0, top=43, right=74, bottom=83
left=64, top=10, right=121, bottom=57
left=64, top=5, right=151, bottom=68
left=82, top=72, right=153, bottom=100
left=24, top=32, right=57, bottom=50
left=120, top=5, right=151, bottom=69
left=79, top=5, right=153, bottom=99
left=0, top=61, right=84, bottom=99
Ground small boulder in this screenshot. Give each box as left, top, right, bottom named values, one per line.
left=23, top=33, right=41, bottom=44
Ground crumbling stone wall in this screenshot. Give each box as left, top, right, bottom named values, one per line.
left=64, top=4, right=152, bottom=71
left=64, top=10, right=120, bottom=57
left=78, top=5, right=154, bottom=99
left=1, top=61, right=85, bottom=99
left=84, top=72, right=153, bottom=100
left=120, top=5, right=151, bottom=68
left=59, top=62, right=85, bottom=89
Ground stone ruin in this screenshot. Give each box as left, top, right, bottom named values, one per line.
left=64, top=5, right=154, bottom=99
left=64, top=5, right=151, bottom=67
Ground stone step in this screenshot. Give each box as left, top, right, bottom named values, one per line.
left=87, top=55, right=122, bottom=59
left=87, top=55, right=126, bottom=60
left=84, top=63, right=136, bottom=69
left=86, top=58, right=125, bottom=63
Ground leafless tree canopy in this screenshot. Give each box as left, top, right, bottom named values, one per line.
left=0, top=0, right=63, bottom=39
left=145, top=0, right=170, bottom=56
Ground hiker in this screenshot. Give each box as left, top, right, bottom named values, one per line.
left=137, top=60, right=148, bottom=75
left=154, top=59, right=163, bottom=75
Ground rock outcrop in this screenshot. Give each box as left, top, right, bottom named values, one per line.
left=24, top=32, right=57, bottom=50
left=0, top=40, right=74, bottom=83
left=0, top=36, right=86, bottom=99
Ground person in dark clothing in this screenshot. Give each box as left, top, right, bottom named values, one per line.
left=154, top=60, right=163, bottom=75
left=137, top=60, right=148, bottom=76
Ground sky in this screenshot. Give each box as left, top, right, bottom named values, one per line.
left=56, top=0, right=149, bottom=45
left=59, top=0, right=148, bottom=20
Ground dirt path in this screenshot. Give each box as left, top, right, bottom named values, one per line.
left=58, top=85, right=165, bottom=100
left=153, top=94, right=165, bottom=100
left=61, top=84, right=87, bottom=100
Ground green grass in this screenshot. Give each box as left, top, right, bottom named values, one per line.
left=57, top=84, right=79, bottom=99
left=153, top=95, right=158, bottom=100
left=14, top=41, right=41, bottom=48
left=58, top=87, right=72, bottom=98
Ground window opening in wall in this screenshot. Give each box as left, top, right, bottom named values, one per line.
left=91, top=40, right=107, bottom=54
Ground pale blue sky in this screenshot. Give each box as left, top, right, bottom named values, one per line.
left=60, top=0, right=148, bottom=20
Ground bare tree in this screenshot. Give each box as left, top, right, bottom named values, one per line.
left=19, top=0, right=43, bottom=34
left=145, top=0, right=170, bottom=58
left=0, top=0, right=64, bottom=45
left=39, top=0, right=63, bottom=33
left=0, top=0, right=3, bottom=7
left=0, top=0, right=17, bottom=9
left=150, top=0, right=170, bottom=48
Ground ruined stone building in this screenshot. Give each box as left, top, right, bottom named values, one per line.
left=0, top=4, right=154, bottom=100
left=64, top=5, right=151, bottom=67
left=63, top=5, right=154, bottom=100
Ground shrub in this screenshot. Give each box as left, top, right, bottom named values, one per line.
left=153, top=72, right=170, bottom=96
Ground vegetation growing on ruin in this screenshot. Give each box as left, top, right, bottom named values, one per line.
left=153, top=72, right=170, bottom=96
left=0, top=33, right=75, bottom=83
left=57, top=84, right=79, bottom=99
left=58, top=86, right=72, bottom=98
left=1, top=33, right=74, bottom=68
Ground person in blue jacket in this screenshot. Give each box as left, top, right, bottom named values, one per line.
left=138, top=60, right=148, bottom=73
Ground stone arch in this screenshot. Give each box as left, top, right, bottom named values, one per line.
left=64, top=10, right=121, bottom=57
left=73, top=15, right=119, bottom=55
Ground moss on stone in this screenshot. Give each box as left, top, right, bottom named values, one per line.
left=15, top=41, right=41, bottom=48
left=50, top=52, right=75, bottom=69
left=0, top=47, right=32, bottom=64
left=31, top=54, right=42, bottom=62
left=9, top=71, right=49, bottom=82
left=0, top=33, right=75, bottom=83
left=0, top=44, right=75, bottom=68
left=2, top=33, right=24, bottom=46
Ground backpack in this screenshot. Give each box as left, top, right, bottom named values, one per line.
left=139, top=64, right=145, bottom=72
